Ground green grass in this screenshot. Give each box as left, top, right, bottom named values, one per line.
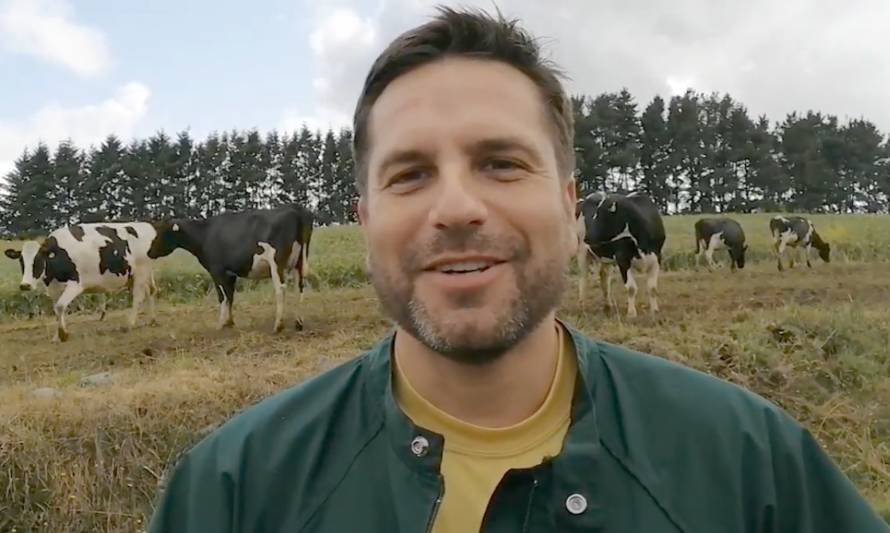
left=1, top=215, right=889, bottom=531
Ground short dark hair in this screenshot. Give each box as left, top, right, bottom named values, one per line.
left=351, top=5, right=575, bottom=194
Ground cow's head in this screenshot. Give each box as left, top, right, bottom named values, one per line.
left=812, top=233, right=831, bottom=263
left=4, top=241, right=46, bottom=290
left=148, top=220, right=185, bottom=259
left=730, top=243, right=748, bottom=269
left=579, top=193, right=625, bottom=245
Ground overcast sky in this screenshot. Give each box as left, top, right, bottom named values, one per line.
left=2, top=0, right=889, bottom=177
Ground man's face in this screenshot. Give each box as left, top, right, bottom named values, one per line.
left=359, top=57, right=577, bottom=364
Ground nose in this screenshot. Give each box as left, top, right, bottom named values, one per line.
left=19, top=284, right=31, bottom=291
left=428, top=169, right=488, bottom=229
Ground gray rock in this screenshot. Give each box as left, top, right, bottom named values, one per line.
left=80, top=371, right=113, bottom=387
left=31, top=387, right=63, bottom=398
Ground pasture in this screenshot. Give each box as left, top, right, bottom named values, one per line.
left=1, top=213, right=889, bottom=531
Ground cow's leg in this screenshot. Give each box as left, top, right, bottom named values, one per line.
left=213, top=274, right=236, bottom=329
left=293, top=270, right=305, bottom=331
left=705, top=245, right=718, bottom=271
left=53, top=283, right=84, bottom=342
left=775, top=239, right=785, bottom=271
left=805, top=244, right=812, bottom=268
left=97, top=294, right=107, bottom=321
left=646, top=257, right=660, bottom=314
left=127, top=279, right=150, bottom=330
left=146, top=270, right=158, bottom=325
left=616, top=256, right=637, bottom=318
left=598, top=262, right=613, bottom=312
left=271, top=263, right=286, bottom=333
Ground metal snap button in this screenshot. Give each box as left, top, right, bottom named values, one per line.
left=565, top=493, right=587, bottom=515
left=410, top=436, right=429, bottom=457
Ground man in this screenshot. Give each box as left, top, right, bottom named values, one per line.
left=147, top=6, right=888, bottom=532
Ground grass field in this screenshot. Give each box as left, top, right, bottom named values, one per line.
left=1, top=213, right=889, bottom=531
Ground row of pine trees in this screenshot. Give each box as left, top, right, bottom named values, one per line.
left=2, top=88, right=889, bottom=237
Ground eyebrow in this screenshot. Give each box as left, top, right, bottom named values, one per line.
left=467, top=136, right=543, bottom=165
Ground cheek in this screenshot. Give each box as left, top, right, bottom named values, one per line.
left=365, top=200, right=425, bottom=266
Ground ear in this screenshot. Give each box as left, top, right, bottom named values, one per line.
left=4, top=248, right=20, bottom=260
left=562, top=178, right=577, bottom=219
left=357, top=196, right=368, bottom=226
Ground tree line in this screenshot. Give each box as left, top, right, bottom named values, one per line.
left=2, top=88, right=889, bottom=237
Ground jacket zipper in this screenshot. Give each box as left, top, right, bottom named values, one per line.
left=425, top=476, right=444, bottom=533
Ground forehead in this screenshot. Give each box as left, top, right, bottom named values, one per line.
left=367, top=57, right=552, bottom=161
left=21, top=241, right=40, bottom=257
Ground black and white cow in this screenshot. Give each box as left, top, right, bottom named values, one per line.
left=694, top=217, right=748, bottom=271
left=147, top=205, right=314, bottom=333
left=576, top=191, right=666, bottom=317
left=3, top=223, right=159, bottom=342
left=769, top=215, right=831, bottom=271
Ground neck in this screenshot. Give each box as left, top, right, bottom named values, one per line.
left=176, top=220, right=208, bottom=261
left=394, top=313, right=560, bottom=428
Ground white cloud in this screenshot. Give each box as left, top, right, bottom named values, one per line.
left=282, top=5, right=380, bottom=132
left=0, top=0, right=110, bottom=76
left=292, top=0, right=890, bottom=131
left=0, top=82, right=151, bottom=176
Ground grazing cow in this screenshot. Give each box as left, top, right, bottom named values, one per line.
left=147, top=205, right=314, bottom=332
left=576, top=191, right=666, bottom=317
left=3, top=223, right=160, bottom=342
left=694, top=217, right=748, bottom=271
left=769, top=215, right=830, bottom=271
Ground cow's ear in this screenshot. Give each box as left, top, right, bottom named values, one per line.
left=4, top=248, right=20, bottom=259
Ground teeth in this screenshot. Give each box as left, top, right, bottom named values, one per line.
left=439, top=260, right=492, bottom=273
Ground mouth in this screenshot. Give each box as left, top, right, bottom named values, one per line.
left=424, top=256, right=506, bottom=275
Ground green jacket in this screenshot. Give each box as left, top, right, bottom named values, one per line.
left=148, top=325, right=888, bottom=532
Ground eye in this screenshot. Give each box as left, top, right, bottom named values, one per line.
left=480, top=158, right=525, bottom=179
left=388, top=168, right=431, bottom=191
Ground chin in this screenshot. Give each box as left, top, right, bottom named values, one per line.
left=407, top=301, right=530, bottom=364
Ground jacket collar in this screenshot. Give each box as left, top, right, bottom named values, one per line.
left=364, top=320, right=605, bottom=474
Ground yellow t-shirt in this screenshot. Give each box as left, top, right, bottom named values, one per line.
left=393, top=323, right=578, bottom=533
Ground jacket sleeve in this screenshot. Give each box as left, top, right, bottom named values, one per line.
left=766, top=408, right=889, bottom=532
left=146, top=443, right=236, bottom=533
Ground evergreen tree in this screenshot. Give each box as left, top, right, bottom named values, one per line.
left=747, top=116, right=786, bottom=210
left=261, top=131, right=282, bottom=208
left=334, top=129, right=358, bottom=223
left=302, top=128, right=324, bottom=212
left=779, top=112, right=837, bottom=212
left=238, top=130, right=265, bottom=210
left=82, top=135, right=125, bottom=222
left=0, top=149, right=34, bottom=236
left=572, top=95, right=608, bottom=195
left=609, top=88, right=642, bottom=191
left=170, top=131, right=195, bottom=219
left=52, top=139, right=86, bottom=225
left=316, top=129, right=339, bottom=225
left=121, top=140, right=150, bottom=220
left=194, top=133, right=228, bottom=217
left=639, top=95, right=671, bottom=210
left=222, top=130, right=246, bottom=211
